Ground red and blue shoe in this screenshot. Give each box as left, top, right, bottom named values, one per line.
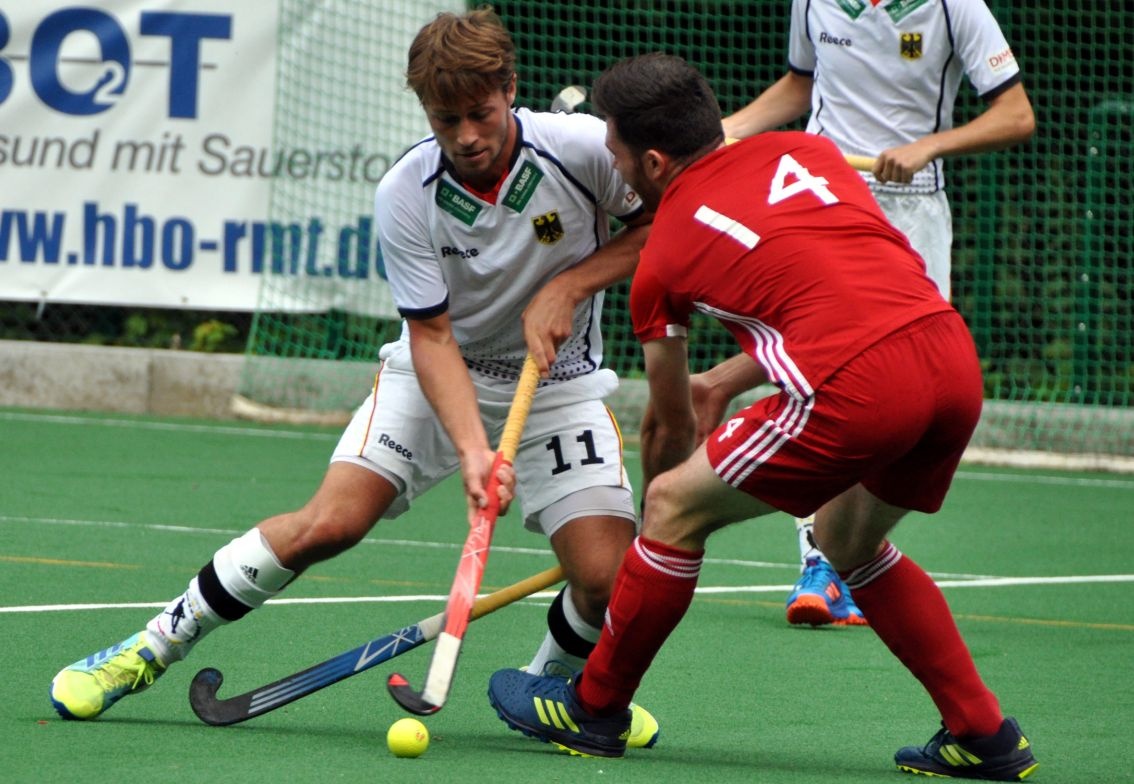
left=786, top=556, right=868, bottom=627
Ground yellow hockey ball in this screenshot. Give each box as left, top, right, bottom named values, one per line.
left=387, top=717, right=429, bottom=758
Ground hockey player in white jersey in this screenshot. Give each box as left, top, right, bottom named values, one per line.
left=720, top=0, right=1034, bottom=634
left=49, top=7, right=660, bottom=747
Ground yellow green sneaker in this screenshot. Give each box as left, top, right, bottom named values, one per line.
left=628, top=702, right=660, bottom=749
left=50, top=632, right=166, bottom=720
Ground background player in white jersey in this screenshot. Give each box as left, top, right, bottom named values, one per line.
left=48, top=8, right=659, bottom=746
left=719, top=0, right=1035, bottom=626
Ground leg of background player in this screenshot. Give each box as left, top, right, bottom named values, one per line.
left=784, top=515, right=868, bottom=627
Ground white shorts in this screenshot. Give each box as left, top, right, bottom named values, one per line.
left=874, top=190, right=953, bottom=301
left=332, top=340, right=635, bottom=535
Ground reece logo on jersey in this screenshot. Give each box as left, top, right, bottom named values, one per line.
left=818, top=31, right=852, bottom=47
left=441, top=245, right=479, bottom=259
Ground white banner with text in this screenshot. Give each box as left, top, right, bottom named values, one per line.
left=0, top=0, right=445, bottom=315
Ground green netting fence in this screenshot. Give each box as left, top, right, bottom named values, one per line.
left=234, top=0, right=1132, bottom=464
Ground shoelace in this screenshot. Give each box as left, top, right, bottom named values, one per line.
left=521, top=676, right=570, bottom=700
left=92, top=650, right=157, bottom=692
left=922, top=724, right=953, bottom=755
left=797, top=560, right=835, bottom=592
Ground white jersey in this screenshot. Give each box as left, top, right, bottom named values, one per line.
left=375, top=108, right=643, bottom=383
left=788, top=0, right=1022, bottom=193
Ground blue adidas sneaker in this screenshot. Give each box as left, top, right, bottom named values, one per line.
left=50, top=631, right=166, bottom=720
left=786, top=556, right=868, bottom=627
left=488, top=668, right=630, bottom=757
left=520, top=663, right=659, bottom=749
left=895, top=717, right=1039, bottom=780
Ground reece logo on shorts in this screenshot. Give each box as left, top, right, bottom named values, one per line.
left=378, top=433, right=414, bottom=461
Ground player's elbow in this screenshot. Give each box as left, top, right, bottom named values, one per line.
left=1011, top=104, right=1036, bottom=144
left=989, top=84, right=1036, bottom=148
left=1002, top=89, right=1036, bottom=145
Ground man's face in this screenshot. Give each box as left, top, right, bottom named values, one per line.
left=424, top=79, right=517, bottom=191
left=605, top=120, right=663, bottom=212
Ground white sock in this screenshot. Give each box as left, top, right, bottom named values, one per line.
left=145, top=576, right=219, bottom=665
left=795, top=515, right=825, bottom=568
left=146, top=529, right=294, bottom=664
left=526, top=585, right=600, bottom=678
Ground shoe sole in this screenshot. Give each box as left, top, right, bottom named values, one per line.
left=627, top=729, right=660, bottom=749
left=786, top=594, right=836, bottom=626
left=896, top=763, right=951, bottom=778
left=49, top=690, right=84, bottom=721
left=897, top=761, right=1040, bottom=780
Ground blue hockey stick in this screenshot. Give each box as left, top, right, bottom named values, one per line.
left=189, top=565, right=563, bottom=725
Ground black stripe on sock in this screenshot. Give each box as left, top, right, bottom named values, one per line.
left=547, top=588, right=596, bottom=658
left=197, top=560, right=254, bottom=621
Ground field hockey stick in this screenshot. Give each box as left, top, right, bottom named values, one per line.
left=842, top=153, right=877, bottom=172
left=553, top=86, right=878, bottom=175
left=188, top=564, right=563, bottom=726
left=551, top=84, right=587, bottom=113
left=723, top=135, right=877, bottom=173
left=386, top=354, right=541, bottom=715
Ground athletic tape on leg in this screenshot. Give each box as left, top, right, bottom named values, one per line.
left=213, top=529, right=296, bottom=609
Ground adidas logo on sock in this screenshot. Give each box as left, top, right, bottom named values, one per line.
left=241, top=564, right=260, bottom=583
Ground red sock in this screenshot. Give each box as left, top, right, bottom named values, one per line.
left=842, top=543, right=1003, bottom=739
left=575, top=536, right=702, bottom=715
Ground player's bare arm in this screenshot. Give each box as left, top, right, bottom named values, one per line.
left=721, top=71, right=812, bottom=140
left=690, top=353, right=770, bottom=444
left=521, top=216, right=651, bottom=375
left=642, top=352, right=770, bottom=447
left=639, top=337, right=697, bottom=491
left=406, top=314, right=513, bottom=520
left=875, top=82, right=1035, bottom=184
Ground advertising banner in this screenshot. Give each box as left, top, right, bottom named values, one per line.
left=0, top=1, right=439, bottom=315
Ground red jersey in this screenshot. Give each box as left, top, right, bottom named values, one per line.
left=631, top=131, right=953, bottom=399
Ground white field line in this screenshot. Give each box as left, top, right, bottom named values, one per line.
left=4, top=410, right=1132, bottom=614
left=0, top=411, right=338, bottom=441
left=694, top=574, right=1134, bottom=593
left=0, top=514, right=987, bottom=577
left=3, top=513, right=1133, bottom=613
left=0, top=514, right=555, bottom=558
left=5, top=574, right=1134, bottom=614
left=0, top=594, right=558, bottom=613
left=3, top=410, right=1133, bottom=488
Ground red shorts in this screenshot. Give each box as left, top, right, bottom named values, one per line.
left=705, top=312, right=983, bottom=517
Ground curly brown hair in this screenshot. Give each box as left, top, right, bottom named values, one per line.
left=406, top=7, right=516, bottom=107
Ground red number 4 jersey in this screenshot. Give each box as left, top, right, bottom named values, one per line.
left=630, top=131, right=954, bottom=400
